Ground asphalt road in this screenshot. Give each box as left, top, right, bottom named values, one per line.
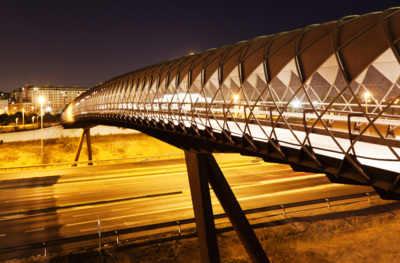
left=0, top=154, right=374, bottom=260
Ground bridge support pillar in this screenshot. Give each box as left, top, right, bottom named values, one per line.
left=73, top=128, right=93, bottom=166
left=185, top=151, right=220, bottom=263
left=184, top=151, right=269, bottom=263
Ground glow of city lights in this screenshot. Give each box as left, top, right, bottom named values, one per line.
left=292, top=100, right=302, bottom=108
left=39, top=96, right=45, bottom=165
left=364, top=92, right=370, bottom=113
left=65, top=105, right=74, bottom=123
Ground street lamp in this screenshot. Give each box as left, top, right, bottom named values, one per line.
left=39, top=97, right=45, bottom=164
left=364, top=92, right=370, bottom=114
left=233, top=94, right=240, bottom=115
left=22, top=108, right=25, bottom=127
left=293, top=100, right=302, bottom=108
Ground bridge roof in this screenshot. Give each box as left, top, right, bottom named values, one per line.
left=94, top=7, right=400, bottom=93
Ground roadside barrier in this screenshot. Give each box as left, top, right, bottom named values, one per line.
left=0, top=191, right=378, bottom=260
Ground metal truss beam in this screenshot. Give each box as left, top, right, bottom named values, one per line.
left=185, top=151, right=220, bottom=263
left=185, top=151, right=269, bottom=263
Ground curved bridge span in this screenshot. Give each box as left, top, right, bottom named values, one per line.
left=63, top=7, right=400, bottom=200
left=61, top=8, right=400, bottom=262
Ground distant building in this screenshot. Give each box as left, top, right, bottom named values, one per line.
left=10, top=85, right=89, bottom=114
left=0, top=92, right=11, bottom=114
left=0, top=99, right=8, bottom=114
left=0, top=92, right=10, bottom=100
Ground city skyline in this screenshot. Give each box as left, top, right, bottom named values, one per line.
left=0, top=0, right=397, bottom=93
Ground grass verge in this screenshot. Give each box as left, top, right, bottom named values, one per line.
left=0, top=133, right=179, bottom=167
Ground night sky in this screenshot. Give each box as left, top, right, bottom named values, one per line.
left=0, top=0, right=398, bottom=93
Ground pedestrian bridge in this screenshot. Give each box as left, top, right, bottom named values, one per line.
left=62, top=8, right=400, bottom=200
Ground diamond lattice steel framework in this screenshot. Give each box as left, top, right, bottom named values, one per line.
left=62, top=7, right=400, bottom=199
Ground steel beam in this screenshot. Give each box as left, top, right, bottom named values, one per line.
left=202, top=153, right=269, bottom=263
left=86, top=128, right=93, bottom=165
left=73, top=128, right=86, bottom=166
left=184, top=151, right=269, bottom=263
left=184, top=151, right=220, bottom=263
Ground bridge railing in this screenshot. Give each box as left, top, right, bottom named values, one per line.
left=63, top=98, right=400, bottom=169
left=69, top=99, right=400, bottom=129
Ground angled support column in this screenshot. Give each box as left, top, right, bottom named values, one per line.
left=204, top=153, right=269, bottom=263
left=86, top=129, right=93, bottom=165
left=185, top=151, right=220, bottom=263
left=73, top=128, right=93, bottom=167
left=184, top=151, right=269, bottom=263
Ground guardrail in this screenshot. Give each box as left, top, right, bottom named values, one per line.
left=0, top=151, right=185, bottom=173
left=0, top=191, right=378, bottom=260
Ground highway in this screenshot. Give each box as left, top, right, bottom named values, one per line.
left=0, top=154, right=374, bottom=260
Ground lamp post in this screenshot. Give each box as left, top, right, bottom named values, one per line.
left=233, top=94, right=239, bottom=115
left=39, top=97, right=45, bottom=164
left=22, top=108, right=25, bottom=127
left=233, top=94, right=239, bottom=103
left=364, top=92, right=370, bottom=114
left=364, top=92, right=371, bottom=135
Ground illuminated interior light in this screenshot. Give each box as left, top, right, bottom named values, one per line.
left=292, top=100, right=301, bottom=108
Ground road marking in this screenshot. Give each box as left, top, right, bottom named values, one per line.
left=67, top=205, right=194, bottom=227
left=124, top=219, right=154, bottom=226
left=237, top=184, right=346, bottom=201
left=67, top=192, right=183, bottom=217
left=79, top=190, right=102, bottom=195
left=67, top=182, right=345, bottom=227
left=73, top=212, right=100, bottom=218
left=259, top=173, right=326, bottom=184
left=25, top=228, right=44, bottom=233
left=111, top=207, right=131, bottom=212
left=80, top=228, right=98, bottom=232
left=80, top=219, right=155, bottom=232
left=80, top=223, right=126, bottom=232
left=224, top=166, right=292, bottom=175
left=230, top=173, right=325, bottom=189
left=0, top=214, right=25, bottom=221
left=67, top=220, right=97, bottom=227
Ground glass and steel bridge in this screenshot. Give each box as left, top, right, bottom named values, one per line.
left=62, top=7, right=400, bottom=200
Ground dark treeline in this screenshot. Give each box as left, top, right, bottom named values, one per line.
left=0, top=112, right=61, bottom=126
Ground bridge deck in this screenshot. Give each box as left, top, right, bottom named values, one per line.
left=154, top=114, right=400, bottom=173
